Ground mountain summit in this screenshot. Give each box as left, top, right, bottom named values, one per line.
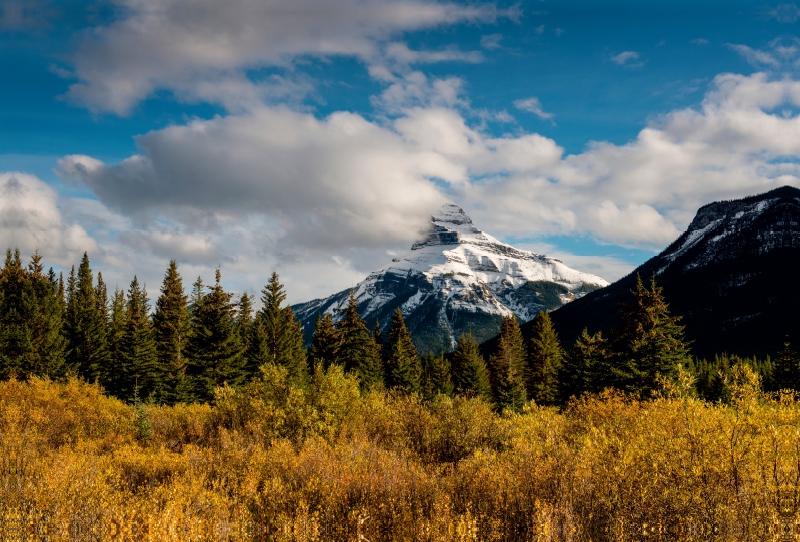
left=547, top=185, right=800, bottom=358
left=293, top=203, right=608, bottom=352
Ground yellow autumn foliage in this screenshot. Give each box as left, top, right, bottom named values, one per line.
left=0, top=364, right=798, bottom=541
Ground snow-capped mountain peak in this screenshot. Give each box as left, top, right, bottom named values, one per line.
left=293, top=203, right=609, bottom=352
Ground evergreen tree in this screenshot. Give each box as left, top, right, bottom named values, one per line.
left=246, top=272, right=307, bottom=384
left=236, top=291, right=253, bottom=356
left=0, top=249, right=34, bottom=377
left=152, top=261, right=192, bottom=404
left=308, top=312, right=341, bottom=370
left=64, top=253, right=108, bottom=381
left=120, top=277, right=160, bottom=401
left=385, top=308, right=421, bottom=394
left=488, top=316, right=527, bottom=412
left=567, top=328, right=611, bottom=396
left=421, top=352, right=454, bottom=399
left=450, top=331, right=492, bottom=401
left=26, top=252, right=67, bottom=377
left=336, top=290, right=383, bottom=390
left=186, top=270, right=244, bottom=402
left=527, top=311, right=564, bottom=406
left=610, top=274, right=691, bottom=396
left=771, top=340, right=799, bottom=391
left=103, top=288, right=127, bottom=397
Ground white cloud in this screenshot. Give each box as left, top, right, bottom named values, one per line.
left=610, top=51, right=642, bottom=67
left=0, top=173, right=98, bottom=266
left=61, top=0, right=510, bottom=115
left=728, top=44, right=780, bottom=67
left=480, top=34, right=503, bottom=50
left=768, top=3, right=800, bottom=23
left=691, top=38, right=709, bottom=45
left=50, top=71, right=800, bottom=297
left=514, top=97, right=555, bottom=121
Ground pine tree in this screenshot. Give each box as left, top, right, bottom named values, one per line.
left=308, top=312, right=341, bottom=370
left=567, top=328, right=611, bottom=396
left=488, top=316, right=527, bottom=412
left=421, top=352, right=454, bottom=399
left=610, top=274, right=691, bottom=396
left=0, top=249, right=34, bottom=377
left=64, top=253, right=108, bottom=381
left=120, top=277, right=160, bottom=401
left=246, top=272, right=307, bottom=384
left=186, top=270, right=244, bottom=402
left=336, top=290, right=383, bottom=391
left=451, top=331, right=492, bottom=402
left=26, top=252, right=67, bottom=377
left=385, top=308, right=421, bottom=394
left=771, top=340, right=799, bottom=391
left=153, top=261, right=192, bottom=404
left=527, top=311, right=564, bottom=406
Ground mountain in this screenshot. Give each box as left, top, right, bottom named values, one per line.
left=293, top=204, right=609, bottom=353
left=540, top=186, right=800, bottom=359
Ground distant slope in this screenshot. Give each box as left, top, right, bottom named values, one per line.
left=293, top=204, right=608, bottom=353
left=534, top=186, right=800, bottom=360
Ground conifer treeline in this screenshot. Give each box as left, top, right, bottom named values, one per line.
left=0, top=248, right=796, bottom=406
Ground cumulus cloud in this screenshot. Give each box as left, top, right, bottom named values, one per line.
left=50, top=71, right=800, bottom=296
left=61, top=0, right=512, bottom=115
left=513, top=97, right=555, bottom=121
left=0, top=173, right=98, bottom=265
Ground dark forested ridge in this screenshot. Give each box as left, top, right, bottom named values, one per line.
left=545, top=185, right=800, bottom=359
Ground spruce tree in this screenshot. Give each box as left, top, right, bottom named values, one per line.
left=488, top=316, right=527, bottom=412
left=64, top=253, right=108, bottom=381
left=527, top=311, right=564, bottom=406
left=120, top=277, right=160, bottom=401
left=610, top=274, right=691, bottom=396
left=153, top=261, right=192, bottom=404
left=236, top=291, right=253, bottom=357
left=308, top=312, right=341, bottom=370
left=246, top=272, right=307, bottom=384
left=103, top=288, right=127, bottom=397
left=26, top=252, right=67, bottom=377
left=0, top=249, right=34, bottom=377
left=385, top=308, right=421, bottom=394
left=771, top=340, right=799, bottom=391
left=451, top=331, right=492, bottom=402
left=421, top=352, right=454, bottom=399
left=567, top=329, right=611, bottom=396
left=336, top=290, right=383, bottom=390
left=186, top=269, right=244, bottom=402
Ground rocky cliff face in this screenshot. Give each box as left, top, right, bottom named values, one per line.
left=293, top=204, right=608, bottom=353
left=545, top=186, right=800, bottom=359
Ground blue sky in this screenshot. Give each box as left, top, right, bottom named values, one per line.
left=3, top=0, right=800, bottom=301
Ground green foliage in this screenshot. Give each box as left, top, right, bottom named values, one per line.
left=566, top=328, right=611, bottom=397
left=526, top=310, right=564, bottom=406
left=246, top=272, right=307, bottom=385
left=520, top=280, right=571, bottom=311
left=308, top=312, right=341, bottom=370
left=336, top=291, right=383, bottom=391
left=386, top=309, right=421, bottom=394
left=103, top=288, right=127, bottom=397
left=120, top=276, right=160, bottom=401
left=64, top=253, right=109, bottom=382
left=450, top=331, right=492, bottom=402
left=488, top=316, right=527, bottom=412
left=421, top=352, right=453, bottom=400
left=153, top=261, right=192, bottom=404
left=611, top=274, right=691, bottom=396
left=186, top=269, right=244, bottom=402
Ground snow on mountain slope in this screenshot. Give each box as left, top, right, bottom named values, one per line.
left=293, top=204, right=609, bottom=352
